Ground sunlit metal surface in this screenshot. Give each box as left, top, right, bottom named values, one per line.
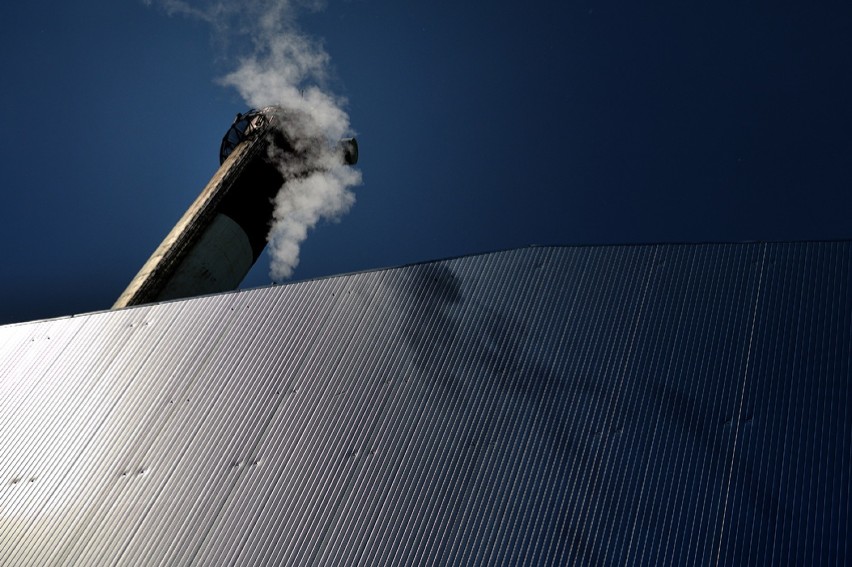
left=0, top=243, right=849, bottom=564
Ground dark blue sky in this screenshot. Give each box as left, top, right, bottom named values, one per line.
left=2, top=2, right=852, bottom=324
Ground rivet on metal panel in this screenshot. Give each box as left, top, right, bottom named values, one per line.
left=10, top=477, right=20, bottom=485
left=28, top=478, right=35, bottom=483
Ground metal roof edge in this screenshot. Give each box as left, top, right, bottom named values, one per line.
left=7, top=238, right=852, bottom=328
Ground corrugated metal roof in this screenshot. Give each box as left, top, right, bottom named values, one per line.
left=0, top=243, right=849, bottom=564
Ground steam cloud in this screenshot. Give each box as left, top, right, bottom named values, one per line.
left=145, top=0, right=362, bottom=280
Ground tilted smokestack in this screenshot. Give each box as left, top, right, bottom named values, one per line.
left=112, top=106, right=358, bottom=309
left=137, top=0, right=363, bottom=296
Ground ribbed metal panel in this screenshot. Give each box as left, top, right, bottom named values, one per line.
left=0, top=243, right=849, bottom=565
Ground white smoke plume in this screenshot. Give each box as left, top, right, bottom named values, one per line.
left=145, top=0, right=361, bottom=280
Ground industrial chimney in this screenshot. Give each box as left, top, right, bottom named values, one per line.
left=113, top=107, right=358, bottom=309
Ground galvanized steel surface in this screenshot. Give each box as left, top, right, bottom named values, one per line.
left=0, top=244, right=849, bottom=564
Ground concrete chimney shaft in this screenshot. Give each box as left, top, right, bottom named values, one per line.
left=113, top=107, right=358, bottom=309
